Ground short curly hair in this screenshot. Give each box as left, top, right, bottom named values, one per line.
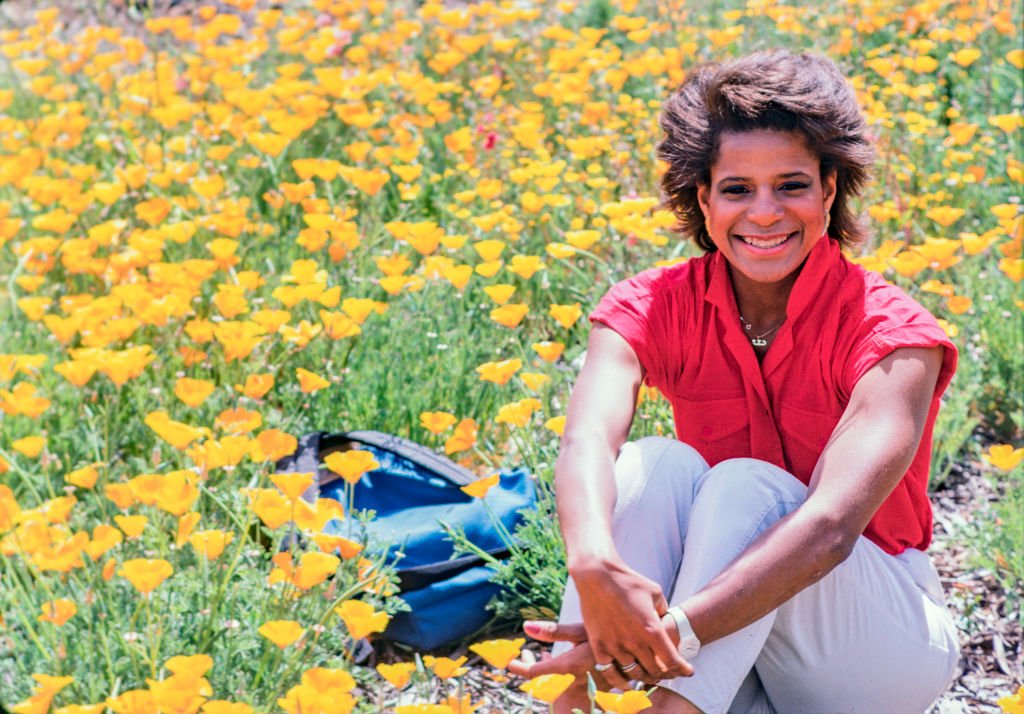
left=658, top=50, right=875, bottom=252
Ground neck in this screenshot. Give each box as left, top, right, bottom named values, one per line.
left=728, top=266, right=796, bottom=328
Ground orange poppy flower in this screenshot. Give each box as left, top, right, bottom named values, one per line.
left=296, top=368, right=330, bottom=393
left=420, top=411, right=457, bottom=434
left=377, top=662, right=416, bottom=690
left=323, top=449, right=379, bottom=485
left=38, top=598, right=77, bottom=626
left=461, top=474, right=500, bottom=499
left=520, top=673, right=576, bottom=703
left=258, top=620, right=304, bottom=649
left=444, top=418, right=478, bottom=455
left=469, top=638, right=525, bottom=669
left=118, top=558, right=173, bottom=593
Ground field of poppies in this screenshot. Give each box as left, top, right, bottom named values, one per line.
left=0, top=0, right=1021, bottom=711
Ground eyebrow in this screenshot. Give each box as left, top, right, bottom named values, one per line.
left=716, top=171, right=813, bottom=188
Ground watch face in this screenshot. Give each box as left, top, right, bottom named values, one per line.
left=680, top=639, right=700, bottom=659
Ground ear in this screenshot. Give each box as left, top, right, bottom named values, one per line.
left=696, top=183, right=711, bottom=218
left=822, top=168, right=837, bottom=213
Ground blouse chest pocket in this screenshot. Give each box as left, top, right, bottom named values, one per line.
left=778, top=402, right=842, bottom=452
left=674, top=396, right=749, bottom=446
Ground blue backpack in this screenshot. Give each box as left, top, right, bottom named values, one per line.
left=275, top=430, right=537, bottom=650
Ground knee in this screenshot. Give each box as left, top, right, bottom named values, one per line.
left=612, top=437, right=709, bottom=520
left=698, top=458, right=806, bottom=515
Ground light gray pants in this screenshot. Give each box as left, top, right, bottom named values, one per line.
left=555, top=437, right=960, bottom=714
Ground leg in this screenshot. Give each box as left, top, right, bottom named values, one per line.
left=658, top=458, right=806, bottom=714
left=552, top=438, right=711, bottom=714
left=655, top=458, right=958, bottom=713
left=554, top=436, right=712, bottom=656
left=753, top=543, right=959, bottom=713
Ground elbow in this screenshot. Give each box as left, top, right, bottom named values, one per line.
left=805, top=517, right=858, bottom=580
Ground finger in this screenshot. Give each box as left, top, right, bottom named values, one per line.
left=595, top=662, right=631, bottom=691
left=653, top=590, right=669, bottom=616
left=523, top=620, right=587, bottom=644
left=651, top=629, right=694, bottom=678
left=632, top=646, right=667, bottom=683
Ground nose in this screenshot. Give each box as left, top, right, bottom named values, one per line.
left=746, top=191, right=784, bottom=226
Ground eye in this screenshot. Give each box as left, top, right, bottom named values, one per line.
left=722, top=185, right=748, bottom=195
left=780, top=182, right=808, bottom=191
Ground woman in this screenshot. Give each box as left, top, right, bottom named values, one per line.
left=509, top=51, right=960, bottom=713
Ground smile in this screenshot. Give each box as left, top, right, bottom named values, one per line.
left=736, top=232, right=797, bottom=250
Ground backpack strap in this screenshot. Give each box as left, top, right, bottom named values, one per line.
left=330, top=430, right=478, bottom=488
left=274, top=431, right=326, bottom=500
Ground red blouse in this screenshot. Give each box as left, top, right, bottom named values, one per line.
left=590, top=237, right=956, bottom=555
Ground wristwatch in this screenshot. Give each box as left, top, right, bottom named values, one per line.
left=666, top=606, right=701, bottom=659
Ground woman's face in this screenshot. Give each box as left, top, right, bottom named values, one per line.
left=697, top=129, right=836, bottom=293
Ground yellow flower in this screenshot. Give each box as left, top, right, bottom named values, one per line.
left=376, top=662, right=416, bottom=690
left=423, top=655, right=468, bottom=679
left=12, top=435, right=46, bottom=458
left=507, top=255, right=546, bottom=279
left=259, top=620, right=305, bottom=649
left=521, top=372, right=550, bottom=391
left=948, top=48, right=981, bottom=67
left=476, top=358, right=522, bottom=385
left=983, top=445, right=1024, bottom=472
left=469, top=638, right=525, bottom=669
left=520, top=673, right=576, bottom=703
left=118, top=558, right=173, bottom=593
left=549, top=303, right=582, bottom=329
left=997, top=685, right=1024, bottom=714
left=237, top=373, right=274, bottom=399
left=335, top=599, right=390, bottom=640
left=145, top=411, right=207, bottom=449
left=461, top=474, right=500, bottom=499
left=924, top=206, right=965, bottom=227
left=189, top=529, right=233, bottom=559
left=38, top=599, right=77, bottom=626
left=175, top=377, right=216, bottom=408
left=252, top=429, right=298, bottom=462
left=532, top=341, right=565, bottom=362
left=420, top=411, right=457, bottom=434
left=444, top=418, right=478, bottom=455
left=495, top=398, right=542, bottom=428
left=323, top=449, right=380, bottom=485
left=86, top=524, right=123, bottom=560
left=247, top=488, right=291, bottom=530
left=296, top=368, right=331, bottom=393
left=483, top=284, right=516, bottom=305
left=66, top=465, right=99, bottom=489
left=270, top=472, right=315, bottom=502
left=594, top=689, right=654, bottom=713
left=564, top=230, right=601, bottom=251
left=490, top=303, right=529, bottom=328
left=545, top=415, right=567, bottom=436
left=114, top=515, right=148, bottom=538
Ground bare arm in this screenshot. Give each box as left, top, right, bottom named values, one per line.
left=554, top=323, right=692, bottom=681
left=676, top=346, right=944, bottom=645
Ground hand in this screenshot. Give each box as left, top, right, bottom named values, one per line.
left=508, top=621, right=635, bottom=691
left=571, top=557, right=692, bottom=682
left=510, top=621, right=693, bottom=689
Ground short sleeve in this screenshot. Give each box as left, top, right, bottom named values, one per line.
left=841, top=283, right=958, bottom=400
left=589, top=267, right=681, bottom=390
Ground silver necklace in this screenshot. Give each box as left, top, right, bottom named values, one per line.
left=739, top=314, right=784, bottom=347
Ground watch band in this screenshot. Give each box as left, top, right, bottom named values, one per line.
left=666, top=606, right=701, bottom=659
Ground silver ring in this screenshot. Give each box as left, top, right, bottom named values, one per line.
left=619, top=661, right=639, bottom=672
left=594, top=662, right=614, bottom=672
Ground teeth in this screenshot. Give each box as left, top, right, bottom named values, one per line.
left=740, top=233, right=790, bottom=248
